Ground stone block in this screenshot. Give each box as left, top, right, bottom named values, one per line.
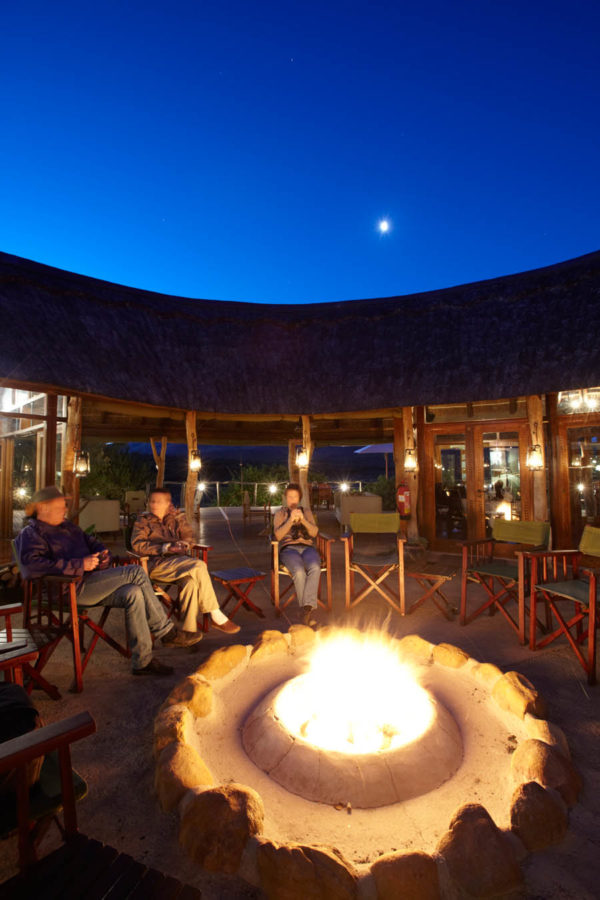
left=470, top=661, right=503, bottom=689
left=432, top=642, right=469, bottom=668
left=523, top=715, right=570, bottom=758
left=250, top=629, right=289, bottom=662
left=153, top=703, right=193, bottom=757
left=179, top=783, right=264, bottom=873
left=510, top=781, right=568, bottom=851
left=256, top=839, right=358, bottom=900
left=371, top=851, right=441, bottom=900
left=511, top=739, right=582, bottom=807
left=492, top=671, right=547, bottom=719
left=195, top=644, right=247, bottom=680
left=396, top=634, right=434, bottom=664
left=288, top=624, right=317, bottom=651
left=436, top=803, right=523, bottom=897
left=155, top=742, right=213, bottom=812
left=163, top=675, right=213, bottom=718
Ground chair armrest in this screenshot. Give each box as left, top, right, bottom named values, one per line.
left=191, top=543, right=212, bottom=552
left=0, top=602, right=23, bottom=617
left=39, top=574, right=80, bottom=584
left=521, top=549, right=580, bottom=559
left=125, top=551, right=146, bottom=561
left=317, top=532, right=335, bottom=543
left=459, top=538, right=493, bottom=548
left=0, top=711, right=96, bottom=773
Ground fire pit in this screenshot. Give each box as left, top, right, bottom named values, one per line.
left=153, top=627, right=582, bottom=898
left=242, top=630, right=462, bottom=807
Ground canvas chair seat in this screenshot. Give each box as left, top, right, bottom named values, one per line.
left=468, top=559, right=519, bottom=580
left=351, top=550, right=400, bottom=567
left=271, top=533, right=334, bottom=613
left=534, top=578, right=591, bottom=606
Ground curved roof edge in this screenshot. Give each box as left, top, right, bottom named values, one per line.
left=1, top=248, right=599, bottom=415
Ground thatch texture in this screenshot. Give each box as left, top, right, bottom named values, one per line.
left=1, top=249, right=599, bottom=415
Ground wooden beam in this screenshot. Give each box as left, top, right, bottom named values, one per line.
left=526, top=395, right=548, bottom=521
left=0, top=438, right=14, bottom=538
left=185, top=412, right=198, bottom=521
left=44, top=393, right=58, bottom=487
left=150, top=437, right=167, bottom=488
left=61, top=397, right=81, bottom=521
left=402, top=406, right=419, bottom=542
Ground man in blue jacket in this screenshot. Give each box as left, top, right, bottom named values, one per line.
left=15, top=486, right=201, bottom=677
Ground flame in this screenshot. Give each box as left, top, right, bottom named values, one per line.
left=273, top=630, right=434, bottom=754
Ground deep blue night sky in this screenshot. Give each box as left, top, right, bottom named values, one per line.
left=2, top=1, right=599, bottom=303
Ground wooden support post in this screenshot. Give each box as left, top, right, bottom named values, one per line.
left=526, top=395, right=548, bottom=522
left=61, top=397, right=81, bottom=521
left=44, top=393, right=58, bottom=487
left=402, top=406, right=420, bottom=543
left=185, top=412, right=198, bottom=521
left=0, top=438, right=14, bottom=538
left=288, top=439, right=299, bottom=485
left=299, top=415, right=313, bottom=502
left=150, top=436, right=167, bottom=488
left=393, top=416, right=404, bottom=488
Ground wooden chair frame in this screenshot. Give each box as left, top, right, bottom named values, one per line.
left=13, top=543, right=131, bottom=694
left=0, top=602, right=41, bottom=692
left=271, top=534, right=334, bottom=613
left=127, top=543, right=213, bottom=632
left=0, top=710, right=96, bottom=869
left=460, top=521, right=550, bottom=643
left=341, top=530, right=405, bottom=613
left=526, top=548, right=598, bottom=684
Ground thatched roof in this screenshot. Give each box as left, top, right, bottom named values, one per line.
left=1, top=248, right=599, bottom=416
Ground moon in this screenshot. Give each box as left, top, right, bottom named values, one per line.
left=377, top=219, right=390, bottom=234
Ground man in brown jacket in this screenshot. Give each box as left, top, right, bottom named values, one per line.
left=131, top=488, right=239, bottom=635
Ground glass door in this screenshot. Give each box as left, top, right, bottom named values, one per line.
left=566, top=425, right=600, bottom=544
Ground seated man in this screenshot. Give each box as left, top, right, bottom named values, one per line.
left=131, top=488, right=240, bottom=635
left=273, top=482, right=320, bottom=625
left=15, top=486, right=200, bottom=678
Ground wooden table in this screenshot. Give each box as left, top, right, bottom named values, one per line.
left=211, top=567, right=267, bottom=621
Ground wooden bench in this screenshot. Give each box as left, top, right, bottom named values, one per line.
left=460, top=519, right=551, bottom=643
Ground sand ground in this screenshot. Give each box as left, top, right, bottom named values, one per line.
left=1, top=507, right=599, bottom=899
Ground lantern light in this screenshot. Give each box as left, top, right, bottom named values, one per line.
left=340, top=482, right=350, bottom=492
left=268, top=483, right=278, bottom=495
left=73, top=450, right=90, bottom=477
left=404, top=448, right=418, bottom=472
left=526, top=444, right=544, bottom=471
left=197, top=481, right=206, bottom=492
left=295, top=446, right=309, bottom=468
left=189, top=450, right=202, bottom=472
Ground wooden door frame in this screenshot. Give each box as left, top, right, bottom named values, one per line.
left=422, top=419, right=531, bottom=551
left=550, top=408, right=600, bottom=547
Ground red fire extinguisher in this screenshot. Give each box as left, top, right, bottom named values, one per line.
left=396, top=482, right=411, bottom=519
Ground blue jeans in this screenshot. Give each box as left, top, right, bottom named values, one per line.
left=280, top=544, right=321, bottom=608
left=77, top=565, right=171, bottom=670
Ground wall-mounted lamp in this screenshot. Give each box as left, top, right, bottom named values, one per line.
left=526, top=444, right=544, bottom=471
left=403, top=448, right=418, bottom=472
left=295, top=446, right=309, bottom=468
left=189, top=450, right=202, bottom=472
left=73, top=450, right=90, bottom=477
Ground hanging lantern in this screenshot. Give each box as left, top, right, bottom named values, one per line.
left=404, top=448, right=418, bottom=472
left=526, top=444, right=543, bottom=471
left=295, top=446, right=309, bottom=468
left=189, top=450, right=202, bottom=472
left=73, top=450, right=90, bottom=477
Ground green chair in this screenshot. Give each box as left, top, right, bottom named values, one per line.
left=341, top=513, right=405, bottom=613
left=527, top=524, right=600, bottom=684
left=460, top=520, right=551, bottom=643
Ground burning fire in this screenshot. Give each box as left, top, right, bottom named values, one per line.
left=273, top=630, right=434, bottom=754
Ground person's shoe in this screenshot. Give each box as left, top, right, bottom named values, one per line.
left=211, top=618, right=241, bottom=635
left=302, top=605, right=317, bottom=627
left=162, top=627, right=204, bottom=647
left=133, top=658, right=174, bottom=677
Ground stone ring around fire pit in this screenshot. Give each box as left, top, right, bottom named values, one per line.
left=153, top=627, right=583, bottom=899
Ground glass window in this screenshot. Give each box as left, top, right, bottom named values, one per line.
left=434, top=434, right=467, bottom=539
left=567, top=426, right=600, bottom=544
left=558, top=388, right=600, bottom=415
left=482, top=432, right=521, bottom=527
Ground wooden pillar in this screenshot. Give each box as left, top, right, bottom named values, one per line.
left=44, top=392, right=58, bottom=487
left=393, top=416, right=404, bottom=488
left=61, top=397, right=81, bottom=520
left=184, top=412, right=198, bottom=521
left=299, top=415, right=313, bottom=502
left=402, top=406, right=419, bottom=543
left=547, top=392, right=568, bottom=546
left=0, top=438, right=14, bottom=538
left=150, top=436, right=167, bottom=488
left=526, top=394, right=548, bottom=522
